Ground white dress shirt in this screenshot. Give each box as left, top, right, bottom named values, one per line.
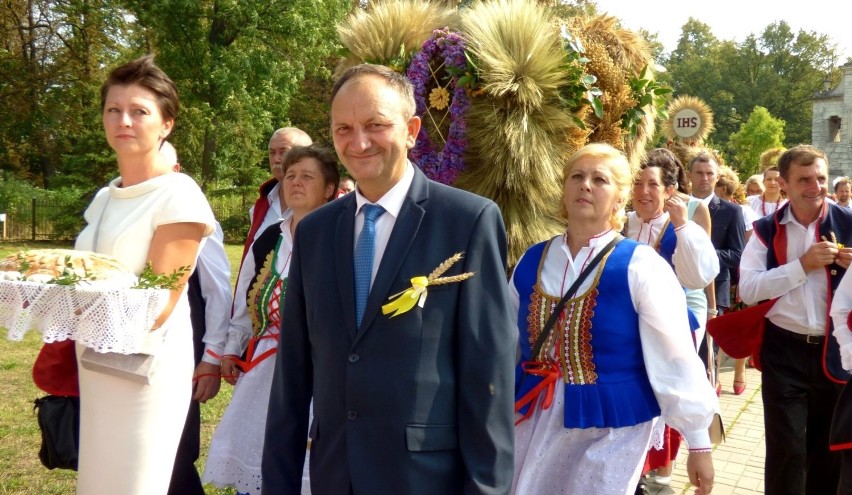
left=197, top=222, right=234, bottom=365
left=248, top=182, right=289, bottom=242
left=740, top=203, right=760, bottom=232
left=691, top=192, right=714, bottom=208
left=508, top=231, right=718, bottom=448
left=746, top=195, right=787, bottom=218
left=830, top=270, right=852, bottom=371
left=353, top=162, right=415, bottom=289
left=738, top=207, right=824, bottom=336
left=625, top=211, right=720, bottom=290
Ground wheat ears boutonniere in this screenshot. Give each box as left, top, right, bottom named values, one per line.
left=821, top=231, right=845, bottom=250
left=382, top=252, right=475, bottom=318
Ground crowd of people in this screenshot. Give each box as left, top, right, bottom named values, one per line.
left=32, top=53, right=852, bottom=495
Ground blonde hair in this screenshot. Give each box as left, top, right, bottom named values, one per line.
left=745, top=174, right=764, bottom=195
left=715, top=164, right=747, bottom=204
left=560, top=143, right=632, bottom=231
left=715, top=164, right=738, bottom=197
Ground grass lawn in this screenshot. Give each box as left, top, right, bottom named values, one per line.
left=0, top=241, right=247, bottom=494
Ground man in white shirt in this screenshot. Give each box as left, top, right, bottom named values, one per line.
left=739, top=145, right=852, bottom=495
left=242, top=127, right=313, bottom=259
left=834, top=177, right=851, bottom=208
left=160, top=142, right=233, bottom=495
left=338, top=176, right=356, bottom=197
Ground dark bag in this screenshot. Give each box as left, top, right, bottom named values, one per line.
left=33, top=395, right=80, bottom=470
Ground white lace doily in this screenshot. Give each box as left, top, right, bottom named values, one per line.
left=1, top=279, right=170, bottom=354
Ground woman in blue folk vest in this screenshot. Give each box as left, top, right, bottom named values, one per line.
left=511, top=143, right=718, bottom=495
left=626, top=147, right=720, bottom=486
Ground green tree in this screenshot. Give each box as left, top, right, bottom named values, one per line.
left=123, top=0, right=351, bottom=190
left=728, top=106, right=785, bottom=178
left=0, top=0, right=133, bottom=189
left=665, top=19, right=839, bottom=150
left=730, top=22, right=839, bottom=145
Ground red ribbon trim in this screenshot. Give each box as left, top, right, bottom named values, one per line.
left=830, top=441, right=852, bottom=451
left=234, top=333, right=279, bottom=373
left=514, top=361, right=560, bottom=425
left=207, top=332, right=279, bottom=374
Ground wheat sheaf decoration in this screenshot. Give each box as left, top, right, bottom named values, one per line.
left=759, top=147, right=786, bottom=172
left=332, top=0, right=660, bottom=268
left=335, top=0, right=457, bottom=76
left=567, top=14, right=657, bottom=165
left=454, top=0, right=576, bottom=267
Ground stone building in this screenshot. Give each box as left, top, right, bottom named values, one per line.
left=812, top=62, right=852, bottom=180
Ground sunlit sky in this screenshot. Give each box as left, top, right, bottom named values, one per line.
left=592, top=0, right=852, bottom=63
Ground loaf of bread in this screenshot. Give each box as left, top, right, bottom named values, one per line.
left=0, top=249, right=133, bottom=282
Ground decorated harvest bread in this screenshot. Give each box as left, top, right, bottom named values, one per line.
left=0, top=249, right=133, bottom=282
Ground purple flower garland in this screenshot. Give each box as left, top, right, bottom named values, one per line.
left=405, top=28, right=470, bottom=185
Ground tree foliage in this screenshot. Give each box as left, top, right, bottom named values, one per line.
left=663, top=18, right=840, bottom=157
left=728, top=106, right=785, bottom=178
left=0, top=0, right=350, bottom=196
left=0, top=0, right=133, bottom=190
left=0, top=0, right=846, bottom=201
left=123, top=0, right=350, bottom=190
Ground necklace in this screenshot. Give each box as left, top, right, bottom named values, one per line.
left=761, top=193, right=779, bottom=216
left=279, top=250, right=292, bottom=275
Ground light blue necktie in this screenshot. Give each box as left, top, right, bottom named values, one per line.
left=354, top=204, right=385, bottom=328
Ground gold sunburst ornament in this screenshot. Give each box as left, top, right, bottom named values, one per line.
left=661, top=95, right=714, bottom=145
left=382, top=252, right=475, bottom=318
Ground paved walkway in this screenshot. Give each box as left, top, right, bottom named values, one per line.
left=646, top=355, right=766, bottom=494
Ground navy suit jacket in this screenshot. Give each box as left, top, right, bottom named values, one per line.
left=261, top=167, right=516, bottom=495
left=708, top=195, right=745, bottom=308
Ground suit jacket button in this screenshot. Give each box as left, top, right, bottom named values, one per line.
left=348, top=353, right=360, bottom=364
left=347, top=409, right=358, bottom=421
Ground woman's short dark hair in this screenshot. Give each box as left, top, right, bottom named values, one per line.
left=282, top=145, right=341, bottom=202
left=100, top=55, right=179, bottom=122
left=640, top=148, right=689, bottom=195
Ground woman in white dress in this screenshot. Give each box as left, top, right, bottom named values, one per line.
left=628, top=148, right=718, bottom=344
left=203, top=145, right=339, bottom=495
left=626, top=148, right=719, bottom=485
left=746, top=166, right=787, bottom=217
left=511, top=143, right=718, bottom=495
left=73, top=55, right=215, bottom=494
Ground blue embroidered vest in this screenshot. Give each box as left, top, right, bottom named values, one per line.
left=514, top=238, right=661, bottom=428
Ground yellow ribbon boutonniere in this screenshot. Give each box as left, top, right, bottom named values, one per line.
left=382, top=252, right=475, bottom=318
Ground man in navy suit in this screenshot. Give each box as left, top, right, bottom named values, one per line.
left=689, top=152, right=745, bottom=382
left=261, top=64, right=516, bottom=494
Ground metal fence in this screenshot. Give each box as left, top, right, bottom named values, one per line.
left=0, top=194, right=252, bottom=243
left=0, top=198, right=76, bottom=241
